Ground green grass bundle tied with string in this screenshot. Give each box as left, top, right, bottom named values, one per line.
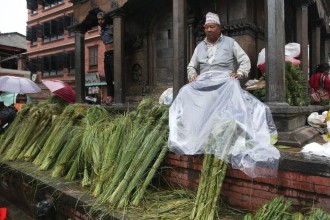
left=0, top=104, right=32, bottom=154
left=190, top=154, right=228, bottom=220
left=92, top=114, right=133, bottom=197
left=80, top=105, right=111, bottom=187
left=115, top=114, right=169, bottom=208
left=243, top=196, right=291, bottom=220
left=51, top=127, right=83, bottom=178
left=127, top=189, right=195, bottom=220
left=34, top=104, right=87, bottom=170
left=4, top=106, right=48, bottom=161
left=17, top=104, right=62, bottom=161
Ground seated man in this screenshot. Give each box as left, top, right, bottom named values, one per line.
left=169, top=12, right=280, bottom=178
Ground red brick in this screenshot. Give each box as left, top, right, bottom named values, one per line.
left=228, top=198, right=254, bottom=210
left=310, top=176, right=330, bottom=187
left=252, top=189, right=277, bottom=200
left=318, top=197, right=330, bottom=205
left=165, top=158, right=190, bottom=168
left=166, top=152, right=181, bottom=160
left=314, top=185, right=330, bottom=196
left=298, top=181, right=315, bottom=192
left=190, top=163, right=202, bottom=171
left=250, top=197, right=272, bottom=209
left=223, top=190, right=252, bottom=203
left=278, top=171, right=300, bottom=181
left=229, top=185, right=253, bottom=196
left=226, top=168, right=251, bottom=180
left=191, top=155, right=204, bottom=165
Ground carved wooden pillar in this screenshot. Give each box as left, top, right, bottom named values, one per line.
left=111, top=11, right=125, bottom=104
left=325, top=37, right=330, bottom=63
left=173, top=0, right=187, bottom=98
left=143, top=33, right=150, bottom=89
left=187, top=17, right=195, bottom=61
left=310, top=23, right=321, bottom=73
left=265, top=0, right=288, bottom=105
left=296, top=3, right=309, bottom=78
left=74, top=29, right=86, bottom=103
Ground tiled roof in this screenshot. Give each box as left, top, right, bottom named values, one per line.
left=0, top=32, right=27, bottom=50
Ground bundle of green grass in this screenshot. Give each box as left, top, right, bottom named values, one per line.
left=1, top=97, right=328, bottom=220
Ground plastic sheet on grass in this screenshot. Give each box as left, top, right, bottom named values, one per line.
left=168, top=71, right=280, bottom=178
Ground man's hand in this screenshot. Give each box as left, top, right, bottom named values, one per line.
left=189, top=74, right=197, bottom=82
left=229, top=72, right=241, bottom=80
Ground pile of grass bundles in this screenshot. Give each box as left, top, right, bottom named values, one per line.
left=304, top=207, right=330, bottom=220
left=2, top=103, right=63, bottom=161
left=90, top=99, right=169, bottom=213
left=0, top=104, right=32, bottom=154
left=244, top=198, right=330, bottom=220
left=79, top=105, right=111, bottom=187
left=91, top=113, right=133, bottom=197
left=127, top=189, right=195, bottom=220
left=243, top=196, right=291, bottom=220
left=18, top=103, right=63, bottom=162
left=33, top=104, right=87, bottom=171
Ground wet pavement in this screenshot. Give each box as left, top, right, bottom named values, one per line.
left=0, top=195, right=33, bottom=220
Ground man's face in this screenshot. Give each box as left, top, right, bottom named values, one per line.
left=204, top=23, right=221, bottom=43
left=98, top=16, right=105, bottom=27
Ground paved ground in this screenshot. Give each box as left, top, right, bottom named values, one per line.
left=0, top=196, right=33, bottom=220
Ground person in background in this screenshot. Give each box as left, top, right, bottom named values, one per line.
left=309, top=63, right=330, bottom=93
left=0, top=101, right=17, bottom=134
left=14, top=93, right=28, bottom=111
left=97, top=11, right=114, bottom=105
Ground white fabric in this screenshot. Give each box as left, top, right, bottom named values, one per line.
left=169, top=71, right=280, bottom=178
left=257, top=43, right=301, bottom=67
left=159, top=88, right=173, bottom=106
left=301, top=142, right=330, bottom=157
left=205, top=12, right=220, bottom=25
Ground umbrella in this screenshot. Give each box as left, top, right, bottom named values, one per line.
left=0, top=92, right=32, bottom=106
left=42, top=79, right=76, bottom=103
left=0, top=76, right=41, bottom=93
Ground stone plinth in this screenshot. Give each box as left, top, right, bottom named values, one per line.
left=269, top=105, right=329, bottom=147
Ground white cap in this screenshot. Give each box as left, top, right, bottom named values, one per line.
left=205, top=12, right=220, bottom=25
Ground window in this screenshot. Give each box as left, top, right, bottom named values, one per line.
left=42, top=18, right=64, bottom=42
left=27, top=58, right=39, bottom=74
left=65, top=14, right=75, bottom=36
left=42, top=57, right=50, bottom=76
left=89, top=47, right=98, bottom=70
left=42, top=53, right=64, bottom=76
left=31, top=26, right=37, bottom=45
left=27, top=0, right=38, bottom=12
left=26, top=26, right=37, bottom=45
left=42, top=0, right=64, bottom=10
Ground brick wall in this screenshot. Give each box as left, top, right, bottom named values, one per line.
left=162, top=152, right=330, bottom=212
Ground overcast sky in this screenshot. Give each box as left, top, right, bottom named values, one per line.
left=0, top=0, right=28, bottom=35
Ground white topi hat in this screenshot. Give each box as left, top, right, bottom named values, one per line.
left=205, top=12, right=220, bottom=25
